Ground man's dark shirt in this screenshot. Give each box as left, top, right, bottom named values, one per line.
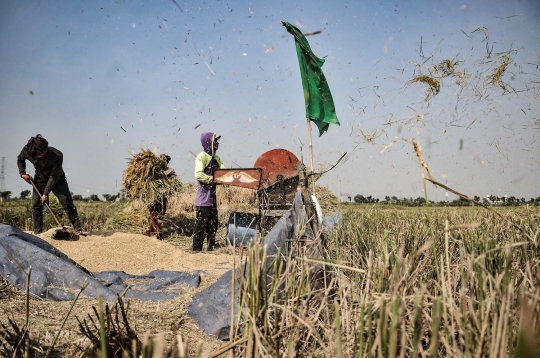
left=17, top=146, right=66, bottom=195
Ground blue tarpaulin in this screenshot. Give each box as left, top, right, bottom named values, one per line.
left=0, top=224, right=200, bottom=301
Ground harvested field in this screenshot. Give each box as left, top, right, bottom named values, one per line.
left=1, top=187, right=538, bottom=357
left=1, top=229, right=237, bottom=356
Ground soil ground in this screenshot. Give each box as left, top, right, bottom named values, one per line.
left=0, top=228, right=238, bottom=357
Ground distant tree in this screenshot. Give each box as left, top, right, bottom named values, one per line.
left=118, top=189, right=128, bottom=201
left=347, top=196, right=351, bottom=202
left=473, top=196, right=480, bottom=202
left=354, top=194, right=366, bottom=203
left=0, top=191, right=12, bottom=200
left=385, top=196, right=391, bottom=203
left=20, top=190, right=31, bottom=199
left=89, top=194, right=101, bottom=202
left=459, top=197, right=471, bottom=206
left=103, top=194, right=119, bottom=202
left=73, top=195, right=84, bottom=201
left=401, top=197, right=411, bottom=206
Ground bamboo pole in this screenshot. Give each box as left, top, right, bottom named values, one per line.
left=306, top=118, right=314, bottom=172
left=306, top=118, right=316, bottom=193
left=298, top=167, right=320, bottom=240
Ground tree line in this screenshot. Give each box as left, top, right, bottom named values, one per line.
left=347, top=194, right=540, bottom=207
left=0, top=190, right=124, bottom=202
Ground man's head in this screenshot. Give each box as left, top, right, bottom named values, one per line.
left=160, top=154, right=171, bottom=164
left=26, top=134, right=49, bottom=158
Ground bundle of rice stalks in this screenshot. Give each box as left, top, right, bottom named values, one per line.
left=409, top=74, right=441, bottom=101
left=488, top=53, right=511, bottom=90
left=122, top=150, right=183, bottom=205
left=436, top=59, right=457, bottom=77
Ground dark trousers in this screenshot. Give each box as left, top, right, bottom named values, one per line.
left=32, top=175, right=82, bottom=234
left=192, top=205, right=218, bottom=251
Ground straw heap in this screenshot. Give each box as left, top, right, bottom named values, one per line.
left=105, top=202, right=149, bottom=233
left=122, top=150, right=183, bottom=205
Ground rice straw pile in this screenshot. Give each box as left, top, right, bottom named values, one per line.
left=122, top=150, right=183, bottom=205
left=313, top=184, right=340, bottom=212
left=105, top=201, right=149, bottom=233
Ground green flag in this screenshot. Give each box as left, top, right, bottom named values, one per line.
left=283, top=21, right=340, bottom=136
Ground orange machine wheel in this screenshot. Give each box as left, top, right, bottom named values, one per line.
left=253, top=149, right=300, bottom=188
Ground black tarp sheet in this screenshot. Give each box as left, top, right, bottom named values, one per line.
left=0, top=224, right=200, bottom=301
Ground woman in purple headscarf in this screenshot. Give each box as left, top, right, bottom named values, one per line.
left=192, top=132, right=225, bottom=252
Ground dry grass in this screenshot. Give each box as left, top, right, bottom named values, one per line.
left=313, top=184, right=340, bottom=212
left=488, top=53, right=512, bottom=91
left=0, top=276, right=19, bottom=300
left=436, top=59, right=458, bottom=77
left=104, top=201, right=148, bottom=234
left=3, top=181, right=537, bottom=357
left=228, top=205, right=540, bottom=357
left=105, top=184, right=261, bottom=239
left=1, top=204, right=539, bottom=357
left=409, top=75, right=441, bottom=101
left=0, top=287, right=223, bottom=357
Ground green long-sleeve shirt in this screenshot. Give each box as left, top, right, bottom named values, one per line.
left=17, top=146, right=66, bottom=195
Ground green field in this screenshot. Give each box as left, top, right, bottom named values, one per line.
left=1, top=199, right=539, bottom=357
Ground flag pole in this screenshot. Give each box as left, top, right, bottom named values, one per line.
left=306, top=118, right=315, bottom=193
left=303, top=118, right=319, bottom=239
left=306, top=118, right=314, bottom=172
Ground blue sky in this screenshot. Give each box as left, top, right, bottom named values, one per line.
left=1, top=0, right=539, bottom=201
